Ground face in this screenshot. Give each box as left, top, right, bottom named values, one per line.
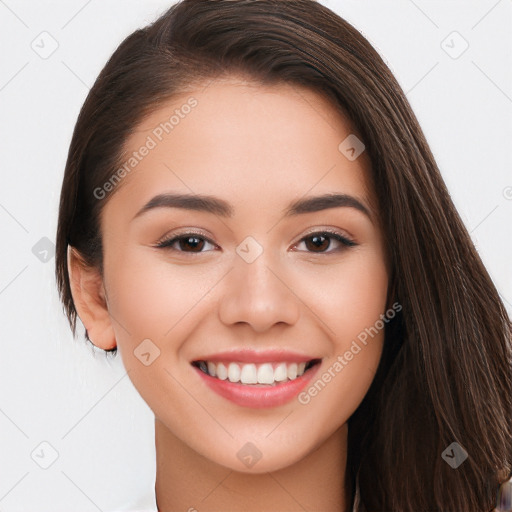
left=95, top=77, right=389, bottom=473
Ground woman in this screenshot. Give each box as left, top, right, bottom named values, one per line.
left=55, top=0, right=512, bottom=510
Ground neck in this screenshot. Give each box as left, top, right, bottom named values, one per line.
left=154, top=419, right=349, bottom=511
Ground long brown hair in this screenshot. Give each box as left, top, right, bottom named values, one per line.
left=55, top=1, right=512, bottom=509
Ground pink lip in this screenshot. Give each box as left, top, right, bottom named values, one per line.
left=192, top=358, right=322, bottom=409
left=192, top=349, right=316, bottom=364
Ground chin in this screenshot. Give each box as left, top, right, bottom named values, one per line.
left=211, top=445, right=309, bottom=474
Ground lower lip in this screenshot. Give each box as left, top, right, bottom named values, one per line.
left=192, top=363, right=321, bottom=408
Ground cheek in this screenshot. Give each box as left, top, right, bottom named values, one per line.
left=295, top=250, right=389, bottom=428
left=299, top=331, right=384, bottom=442
left=296, top=249, right=389, bottom=342
left=103, top=247, right=225, bottom=346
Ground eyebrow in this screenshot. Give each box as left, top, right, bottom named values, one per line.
left=132, top=192, right=373, bottom=222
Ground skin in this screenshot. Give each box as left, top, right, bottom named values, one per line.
left=68, top=77, right=390, bottom=511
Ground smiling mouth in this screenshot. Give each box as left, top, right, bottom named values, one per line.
left=191, top=359, right=322, bottom=386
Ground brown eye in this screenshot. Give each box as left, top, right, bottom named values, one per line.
left=296, top=231, right=356, bottom=254
left=305, top=233, right=330, bottom=252
left=156, top=234, right=216, bottom=253
left=177, top=236, right=206, bottom=252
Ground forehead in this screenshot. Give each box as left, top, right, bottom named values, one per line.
left=104, top=78, right=377, bottom=223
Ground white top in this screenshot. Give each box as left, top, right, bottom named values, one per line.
left=113, top=488, right=158, bottom=511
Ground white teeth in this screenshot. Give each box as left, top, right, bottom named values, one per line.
left=240, top=364, right=257, bottom=384
left=257, top=363, right=274, bottom=384
left=274, top=363, right=288, bottom=382
left=207, top=361, right=216, bottom=378
left=216, top=363, right=228, bottom=380
left=287, top=363, right=298, bottom=380
left=228, top=362, right=241, bottom=382
left=198, top=360, right=313, bottom=385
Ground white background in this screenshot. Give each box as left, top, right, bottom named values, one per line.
left=1, top=1, right=511, bottom=510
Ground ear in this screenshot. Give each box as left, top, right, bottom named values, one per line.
left=67, top=245, right=117, bottom=350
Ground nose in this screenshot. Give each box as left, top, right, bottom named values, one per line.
left=217, top=249, right=301, bottom=333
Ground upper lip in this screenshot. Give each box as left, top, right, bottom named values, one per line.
left=192, top=349, right=320, bottom=364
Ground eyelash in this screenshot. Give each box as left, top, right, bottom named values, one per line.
left=154, top=229, right=357, bottom=254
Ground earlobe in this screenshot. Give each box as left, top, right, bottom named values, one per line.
left=67, top=245, right=117, bottom=350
